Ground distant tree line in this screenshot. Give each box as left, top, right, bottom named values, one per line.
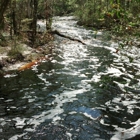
left=53, top=0, right=140, bottom=36
left=0, top=0, right=140, bottom=45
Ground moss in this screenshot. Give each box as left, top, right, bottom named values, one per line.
left=7, top=43, right=25, bottom=61
left=26, top=53, right=44, bottom=61
left=0, top=47, right=8, bottom=54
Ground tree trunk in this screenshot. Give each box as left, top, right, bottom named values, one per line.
left=32, top=0, right=38, bottom=47
left=45, top=0, right=52, bottom=31
left=11, top=0, right=17, bottom=35
left=0, top=0, right=10, bottom=30
left=27, top=0, right=33, bottom=18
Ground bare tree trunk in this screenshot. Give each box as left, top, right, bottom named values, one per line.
left=0, top=0, right=10, bottom=30
left=27, top=0, right=33, bottom=18
left=32, top=0, right=38, bottom=47
left=93, top=0, right=96, bottom=13
left=11, top=0, right=17, bottom=35
left=106, top=0, right=109, bottom=11
left=45, top=0, right=52, bottom=31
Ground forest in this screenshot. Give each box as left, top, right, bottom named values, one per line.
left=0, top=0, right=140, bottom=71
left=0, top=0, right=140, bottom=43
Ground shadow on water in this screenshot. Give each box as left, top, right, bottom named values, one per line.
left=0, top=16, right=140, bottom=140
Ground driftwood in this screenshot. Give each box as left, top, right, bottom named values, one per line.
left=51, top=30, right=86, bottom=45
left=18, top=56, right=49, bottom=71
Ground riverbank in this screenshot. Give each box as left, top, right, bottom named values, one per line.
left=0, top=35, right=54, bottom=75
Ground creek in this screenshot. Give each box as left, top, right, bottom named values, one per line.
left=0, top=16, right=140, bottom=140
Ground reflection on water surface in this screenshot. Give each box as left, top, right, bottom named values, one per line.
left=0, top=16, right=140, bottom=140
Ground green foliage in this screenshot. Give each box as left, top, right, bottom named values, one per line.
left=74, top=0, right=104, bottom=26
left=53, top=0, right=74, bottom=15
left=71, top=0, right=140, bottom=37
left=8, top=36, right=21, bottom=57
left=8, top=48, right=20, bottom=57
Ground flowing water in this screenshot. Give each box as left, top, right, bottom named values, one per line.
left=0, top=16, right=140, bottom=140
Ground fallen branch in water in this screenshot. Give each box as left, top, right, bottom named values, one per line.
left=18, top=56, right=49, bottom=71
left=18, top=60, right=39, bottom=71
left=51, top=30, right=86, bottom=45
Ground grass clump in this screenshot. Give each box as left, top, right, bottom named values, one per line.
left=8, top=37, right=24, bottom=61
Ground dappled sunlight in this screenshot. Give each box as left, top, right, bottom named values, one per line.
left=0, top=16, right=140, bottom=140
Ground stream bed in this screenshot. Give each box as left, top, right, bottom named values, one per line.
left=0, top=16, right=140, bottom=140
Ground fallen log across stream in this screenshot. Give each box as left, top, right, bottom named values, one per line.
left=51, top=30, right=86, bottom=45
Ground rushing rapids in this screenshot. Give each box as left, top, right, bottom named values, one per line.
left=0, top=16, right=140, bottom=140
